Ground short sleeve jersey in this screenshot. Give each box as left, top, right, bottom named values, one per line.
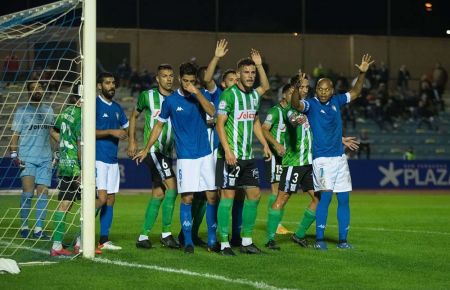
left=136, top=88, right=174, bottom=156
left=282, top=108, right=313, bottom=166
left=300, top=93, right=350, bottom=159
left=11, top=103, right=54, bottom=164
left=217, top=84, right=260, bottom=160
left=54, top=105, right=81, bottom=177
left=263, top=103, right=288, bottom=158
left=96, top=95, right=129, bottom=164
left=158, top=89, right=211, bottom=159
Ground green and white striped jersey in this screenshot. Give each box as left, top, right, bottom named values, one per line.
left=136, top=88, right=174, bottom=156
left=263, top=103, right=288, bottom=157
left=217, top=84, right=260, bottom=160
left=282, top=108, right=313, bottom=166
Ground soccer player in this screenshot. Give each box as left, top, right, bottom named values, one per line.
left=95, top=72, right=129, bottom=252
left=203, top=41, right=245, bottom=247
left=216, top=49, right=272, bottom=256
left=128, top=64, right=179, bottom=250
left=262, top=83, right=293, bottom=235
left=134, top=62, right=216, bottom=254
left=10, top=81, right=57, bottom=240
left=50, top=92, right=82, bottom=256
left=290, top=54, right=375, bottom=250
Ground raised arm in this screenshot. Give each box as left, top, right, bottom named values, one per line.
left=290, top=71, right=307, bottom=112
left=185, top=82, right=215, bottom=117
left=204, top=39, right=229, bottom=92
left=127, top=109, right=140, bottom=157
left=252, top=49, right=270, bottom=96
left=349, top=54, right=375, bottom=101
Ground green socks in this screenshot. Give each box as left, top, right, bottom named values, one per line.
left=141, top=197, right=163, bottom=235
left=161, top=189, right=177, bottom=233
left=218, top=198, right=233, bottom=242
left=52, top=211, right=65, bottom=242
left=295, top=208, right=316, bottom=238
left=242, top=199, right=260, bottom=238
left=268, top=193, right=285, bottom=224
left=266, top=207, right=282, bottom=241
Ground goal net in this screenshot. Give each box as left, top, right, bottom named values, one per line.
left=0, top=0, right=84, bottom=262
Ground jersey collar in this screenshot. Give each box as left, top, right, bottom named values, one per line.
left=98, top=95, right=113, bottom=106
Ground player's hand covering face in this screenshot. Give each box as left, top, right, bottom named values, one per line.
left=180, top=75, right=197, bottom=94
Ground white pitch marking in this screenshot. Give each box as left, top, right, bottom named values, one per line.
left=93, top=257, right=298, bottom=290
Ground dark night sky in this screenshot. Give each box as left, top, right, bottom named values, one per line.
left=1, top=0, right=449, bottom=37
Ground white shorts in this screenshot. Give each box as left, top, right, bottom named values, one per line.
left=177, top=153, right=216, bottom=194
left=96, top=161, right=120, bottom=194
left=312, top=154, right=352, bottom=192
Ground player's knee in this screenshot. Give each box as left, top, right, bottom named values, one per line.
left=181, top=193, right=193, bottom=204
left=163, top=177, right=176, bottom=190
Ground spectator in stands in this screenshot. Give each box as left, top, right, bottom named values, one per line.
left=378, top=62, right=389, bottom=85
left=397, top=65, right=410, bottom=97
left=335, top=73, right=349, bottom=94
left=403, top=147, right=415, bottom=160
left=3, top=53, right=19, bottom=87
left=432, top=62, right=448, bottom=96
left=357, top=129, right=372, bottom=159
left=129, top=69, right=141, bottom=97
left=116, top=58, right=132, bottom=88
left=140, top=69, right=154, bottom=91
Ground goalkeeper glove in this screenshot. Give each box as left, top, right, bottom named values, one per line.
left=10, top=151, right=25, bottom=169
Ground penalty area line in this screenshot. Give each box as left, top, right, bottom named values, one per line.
left=93, top=257, right=297, bottom=290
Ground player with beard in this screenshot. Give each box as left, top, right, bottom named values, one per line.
left=128, top=64, right=180, bottom=250
left=216, top=50, right=272, bottom=256
left=95, top=72, right=129, bottom=252
left=10, top=81, right=58, bottom=240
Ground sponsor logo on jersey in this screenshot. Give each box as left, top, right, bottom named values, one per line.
left=102, top=113, right=108, bottom=118
left=320, top=109, right=326, bottom=114
left=218, top=100, right=226, bottom=110
left=236, top=110, right=256, bottom=121
left=28, top=124, right=51, bottom=130
left=176, top=107, right=183, bottom=112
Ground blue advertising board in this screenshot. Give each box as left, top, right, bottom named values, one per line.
left=1, top=158, right=449, bottom=190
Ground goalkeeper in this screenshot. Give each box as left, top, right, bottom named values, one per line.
left=10, top=81, right=58, bottom=240
left=50, top=92, right=82, bottom=256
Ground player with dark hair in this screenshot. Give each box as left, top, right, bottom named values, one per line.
left=50, top=91, right=82, bottom=256
left=95, top=72, right=129, bottom=252
left=10, top=81, right=58, bottom=240
left=216, top=49, right=272, bottom=256
left=128, top=64, right=179, bottom=249
left=134, top=62, right=216, bottom=254
left=262, top=83, right=293, bottom=236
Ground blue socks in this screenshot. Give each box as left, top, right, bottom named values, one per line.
left=315, top=191, right=332, bottom=241
left=180, top=203, right=193, bottom=246
left=20, top=192, right=33, bottom=228
left=231, top=199, right=244, bottom=240
left=206, top=203, right=217, bottom=246
left=337, top=192, right=350, bottom=242
left=100, top=205, right=113, bottom=238
left=35, top=193, right=48, bottom=229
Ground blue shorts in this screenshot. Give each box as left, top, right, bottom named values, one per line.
left=20, top=160, right=53, bottom=187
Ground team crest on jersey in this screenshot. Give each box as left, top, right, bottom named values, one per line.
left=219, top=100, right=226, bottom=110
left=266, top=114, right=273, bottom=121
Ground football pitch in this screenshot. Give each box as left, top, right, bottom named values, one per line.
left=1, top=192, right=449, bottom=289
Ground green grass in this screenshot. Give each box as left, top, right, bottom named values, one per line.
left=1, top=192, right=450, bottom=289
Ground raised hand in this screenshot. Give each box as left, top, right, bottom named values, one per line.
left=250, top=49, right=262, bottom=66
left=215, top=39, right=229, bottom=58
left=355, top=54, right=375, bottom=73
left=296, top=69, right=306, bottom=87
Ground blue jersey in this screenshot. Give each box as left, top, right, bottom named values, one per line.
left=203, top=85, right=222, bottom=150
left=301, top=93, right=350, bottom=159
left=96, top=96, right=129, bottom=164
left=12, top=103, right=54, bottom=164
left=158, top=89, right=211, bottom=159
